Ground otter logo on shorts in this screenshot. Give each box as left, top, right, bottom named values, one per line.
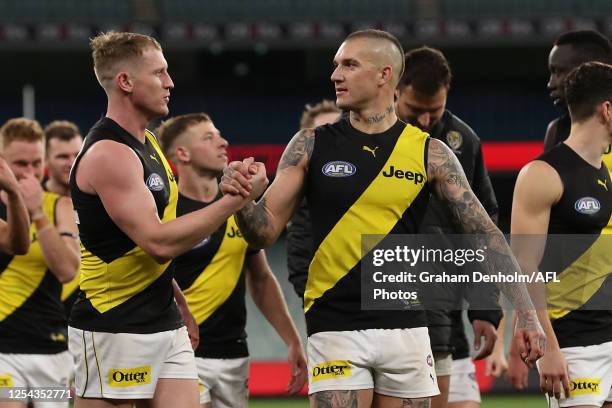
left=311, top=360, right=352, bottom=383
left=0, top=374, right=13, bottom=387
left=108, top=366, right=151, bottom=387
left=146, top=173, right=165, bottom=192
left=570, top=378, right=600, bottom=396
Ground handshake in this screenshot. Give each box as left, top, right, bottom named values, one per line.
left=220, top=157, right=269, bottom=202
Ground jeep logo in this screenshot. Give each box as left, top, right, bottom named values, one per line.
left=382, top=165, right=425, bottom=184
left=322, top=161, right=356, bottom=177
left=574, top=197, right=600, bottom=215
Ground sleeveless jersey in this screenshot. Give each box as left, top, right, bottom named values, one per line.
left=0, top=192, right=67, bottom=353
left=69, top=117, right=181, bottom=333
left=174, top=193, right=259, bottom=358
left=304, top=118, right=430, bottom=336
left=537, top=143, right=612, bottom=348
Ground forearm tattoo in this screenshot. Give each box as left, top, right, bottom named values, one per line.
left=427, top=140, right=534, bottom=311
left=237, top=129, right=314, bottom=247
left=236, top=198, right=270, bottom=248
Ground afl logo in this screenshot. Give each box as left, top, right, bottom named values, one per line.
left=322, top=161, right=357, bottom=177
left=575, top=197, right=601, bottom=214
left=146, top=173, right=165, bottom=192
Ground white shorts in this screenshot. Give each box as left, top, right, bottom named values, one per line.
left=448, top=357, right=480, bottom=404
left=433, top=352, right=453, bottom=377
left=307, top=328, right=439, bottom=399
left=543, top=341, right=612, bottom=408
left=68, top=326, right=197, bottom=399
left=195, top=356, right=249, bottom=407
left=0, top=350, right=72, bottom=408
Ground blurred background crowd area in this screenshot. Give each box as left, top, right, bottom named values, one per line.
left=1, top=1, right=606, bottom=398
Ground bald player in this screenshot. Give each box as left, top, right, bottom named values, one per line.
left=221, top=29, right=546, bottom=408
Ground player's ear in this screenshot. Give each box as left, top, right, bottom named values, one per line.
left=116, top=71, right=133, bottom=93
left=175, top=146, right=190, bottom=162
left=380, top=65, right=392, bottom=86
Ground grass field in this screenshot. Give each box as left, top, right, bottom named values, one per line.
left=250, top=395, right=547, bottom=407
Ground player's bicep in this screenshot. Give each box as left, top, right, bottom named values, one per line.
left=84, top=143, right=162, bottom=246
left=260, top=128, right=314, bottom=227
left=510, top=161, right=561, bottom=268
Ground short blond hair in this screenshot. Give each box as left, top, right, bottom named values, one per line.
left=300, top=100, right=341, bottom=129
left=0, top=118, right=44, bottom=149
left=90, top=31, right=161, bottom=88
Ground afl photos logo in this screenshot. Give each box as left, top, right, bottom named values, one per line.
left=146, top=173, right=165, bottom=192
left=574, top=197, right=601, bottom=215
left=322, top=161, right=357, bottom=177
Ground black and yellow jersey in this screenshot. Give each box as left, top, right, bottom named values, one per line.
left=68, top=117, right=182, bottom=333
left=174, top=193, right=258, bottom=358
left=304, top=118, right=430, bottom=336
left=0, top=192, right=67, bottom=354
left=537, top=143, right=612, bottom=348
left=604, top=144, right=612, bottom=171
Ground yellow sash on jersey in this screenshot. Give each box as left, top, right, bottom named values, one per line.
left=79, top=130, right=178, bottom=313
left=304, top=124, right=429, bottom=313
left=183, top=216, right=249, bottom=324
left=0, top=192, right=59, bottom=320
left=547, top=211, right=612, bottom=320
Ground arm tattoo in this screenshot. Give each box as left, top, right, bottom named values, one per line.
left=427, top=139, right=534, bottom=311
left=278, top=128, right=315, bottom=171
left=314, top=390, right=358, bottom=408
left=235, top=198, right=270, bottom=249
left=236, top=129, right=313, bottom=248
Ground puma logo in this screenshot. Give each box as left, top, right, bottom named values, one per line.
left=598, top=179, right=608, bottom=191
left=149, top=154, right=159, bottom=163
left=362, top=145, right=379, bottom=157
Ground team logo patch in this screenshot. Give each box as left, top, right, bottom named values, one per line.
left=146, top=173, right=165, bottom=192
left=446, top=131, right=463, bottom=151
left=574, top=197, right=601, bottom=214
left=108, top=366, right=151, bottom=387
left=322, top=161, right=357, bottom=177
left=426, top=354, right=434, bottom=367
left=570, top=378, right=600, bottom=396
left=311, top=360, right=352, bottom=383
left=0, top=374, right=13, bottom=387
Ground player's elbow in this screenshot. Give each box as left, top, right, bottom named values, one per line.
left=56, top=265, right=78, bottom=284
left=11, top=239, right=30, bottom=255
left=144, top=242, right=174, bottom=264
